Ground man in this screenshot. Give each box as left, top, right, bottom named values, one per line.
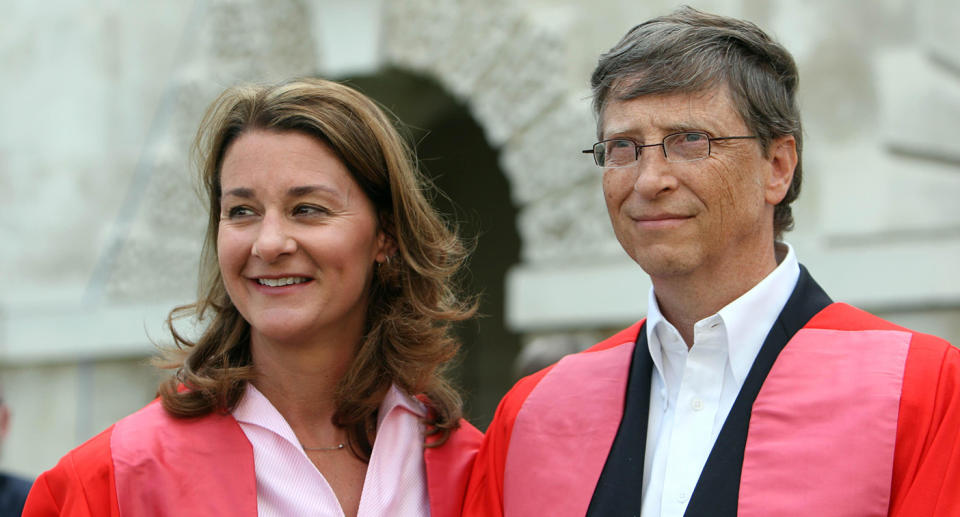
left=0, top=390, right=32, bottom=516
left=463, top=7, right=960, bottom=517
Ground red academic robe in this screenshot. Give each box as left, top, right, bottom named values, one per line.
left=23, top=399, right=481, bottom=517
left=463, top=302, right=960, bottom=517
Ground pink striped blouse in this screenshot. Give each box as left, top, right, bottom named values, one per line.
left=232, top=383, right=431, bottom=517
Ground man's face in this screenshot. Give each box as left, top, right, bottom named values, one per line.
left=600, top=86, right=793, bottom=282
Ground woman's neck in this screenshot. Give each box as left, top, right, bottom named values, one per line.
left=249, top=330, right=358, bottom=445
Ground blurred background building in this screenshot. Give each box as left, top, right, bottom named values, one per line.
left=1, top=0, right=958, bottom=478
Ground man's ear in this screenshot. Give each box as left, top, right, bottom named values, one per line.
left=765, top=135, right=797, bottom=205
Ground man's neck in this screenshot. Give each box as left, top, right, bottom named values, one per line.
left=652, top=247, right=780, bottom=347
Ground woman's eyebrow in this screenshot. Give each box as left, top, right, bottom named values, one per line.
left=287, top=184, right=341, bottom=198
left=222, top=187, right=254, bottom=199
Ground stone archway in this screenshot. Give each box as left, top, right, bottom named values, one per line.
left=380, top=0, right=624, bottom=269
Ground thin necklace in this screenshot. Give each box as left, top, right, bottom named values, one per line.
left=302, top=443, right=345, bottom=452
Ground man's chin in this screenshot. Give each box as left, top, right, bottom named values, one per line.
left=631, top=249, right=699, bottom=280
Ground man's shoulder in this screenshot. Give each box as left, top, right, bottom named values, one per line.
left=808, top=302, right=953, bottom=349
left=0, top=471, right=32, bottom=490
left=0, top=471, right=32, bottom=499
left=582, top=320, right=646, bottom=354
left=806, top=302, right=957, bottom=386
left=0, top=471, right=32, bottom=517
left=497, top=320, right=644, bottom=422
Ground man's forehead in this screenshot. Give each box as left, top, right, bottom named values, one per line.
left=600, top=86, right=738, bottom=137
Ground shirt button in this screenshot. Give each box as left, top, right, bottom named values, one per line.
left=691, top=398, right=704, bottom=411
left=678, top=491, right=689, bottom=502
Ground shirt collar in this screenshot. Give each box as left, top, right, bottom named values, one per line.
left=232, top=382, right=428, bottom=447
left=645, top=242, right=800, bottom=385
left=645, top=286, right=670, bottom=385
left=232, top=383, right=302, bottom=450
left=377, top=383, right=428, bottom=428
left=718, top=242, right=799, bottom=383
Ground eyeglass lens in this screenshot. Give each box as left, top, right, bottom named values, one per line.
left=596, top=132, right=711, bottom=167
left=664, top=132, right=710, bottom=162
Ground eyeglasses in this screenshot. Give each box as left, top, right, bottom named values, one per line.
left=582, top=131, right=758, bottom=168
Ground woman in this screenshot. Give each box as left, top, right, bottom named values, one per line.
left=23, top=78, right=481, bottom=517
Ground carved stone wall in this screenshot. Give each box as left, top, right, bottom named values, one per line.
left=382, top=0, right=623, bottom=266
left=102, top=0, right=319, bottom=304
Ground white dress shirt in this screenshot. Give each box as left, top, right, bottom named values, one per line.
left=640, top=243, right=800, bottom=517
left=233, top=383, right=431, bottom=517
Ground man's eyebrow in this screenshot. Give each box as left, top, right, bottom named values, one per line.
left=602, top=124, right=642, bottom=139
left=665, top=122, right=704, bottom=133
left=604, top=121, right=710, bottom=140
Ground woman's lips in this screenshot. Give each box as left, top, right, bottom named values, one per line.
left=248, top=275, right=315, bottom=292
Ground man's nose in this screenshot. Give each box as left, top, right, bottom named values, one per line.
left=632, top=148, right=679, bottom=198
left=251, top=212, right=297, bottom=262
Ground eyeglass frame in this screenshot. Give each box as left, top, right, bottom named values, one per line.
left=582, top=131, right=758, bottom=167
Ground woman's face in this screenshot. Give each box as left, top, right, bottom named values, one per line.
left=216, top=130, right=389, bottom=347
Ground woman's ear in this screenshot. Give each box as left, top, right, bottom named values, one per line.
left=375, top=218, right=399, bottom=264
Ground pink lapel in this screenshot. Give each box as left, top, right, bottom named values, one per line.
left=739, top=327, right=910, bottom=517
left=110, top=401, right=257, bottom=516
left=503, top=336, right=636, bottom=517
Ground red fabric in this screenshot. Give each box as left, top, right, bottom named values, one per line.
left=465, top=304, right=960, bottom=517
left=22, top=426, right=120, bottom=517
left=111, top=401, right=257, bottom=515
left=807, top=304, right=960, bottom=515
left=424, top=419, right=483, bottom=517
left=890, top=332, right=960, bottom=516
left=23, top=401, right=481, bottom=516
left=462, top=321, right=644, bottom=517
left=503, top=340, right=634, bottom=517
left=738, top=327, right=909, bottom=516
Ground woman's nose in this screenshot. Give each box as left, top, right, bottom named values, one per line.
left=251, top=213, right=297, bottom=262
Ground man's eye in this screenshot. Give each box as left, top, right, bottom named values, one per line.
left=683, top=132, right=707, bottom=142
left=610, top=139, right=634, bottom=148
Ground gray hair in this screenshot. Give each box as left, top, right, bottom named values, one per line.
left=590, top=6, right=802, bottom=238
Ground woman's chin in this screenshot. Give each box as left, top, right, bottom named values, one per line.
left=248, top=321, right=316, bottom=347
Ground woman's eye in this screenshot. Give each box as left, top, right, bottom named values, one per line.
left=226, top=206, right=255, bottom=218
left=293, top=204, right=329, bottom=216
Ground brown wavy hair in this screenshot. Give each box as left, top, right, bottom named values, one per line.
left=157, top=78, right=476, bottom=460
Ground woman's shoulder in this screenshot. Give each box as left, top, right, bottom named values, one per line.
left=37, top=400, right=169, bottom=480
left=109, top=399, right=250, bottom=465
left=27, top=401, right=174, bottom=501
left=24, top=423, right=120, bottom=516
left=446, top=418, right=483, bottom=451
left=25, top=400, right=256, bottom=516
